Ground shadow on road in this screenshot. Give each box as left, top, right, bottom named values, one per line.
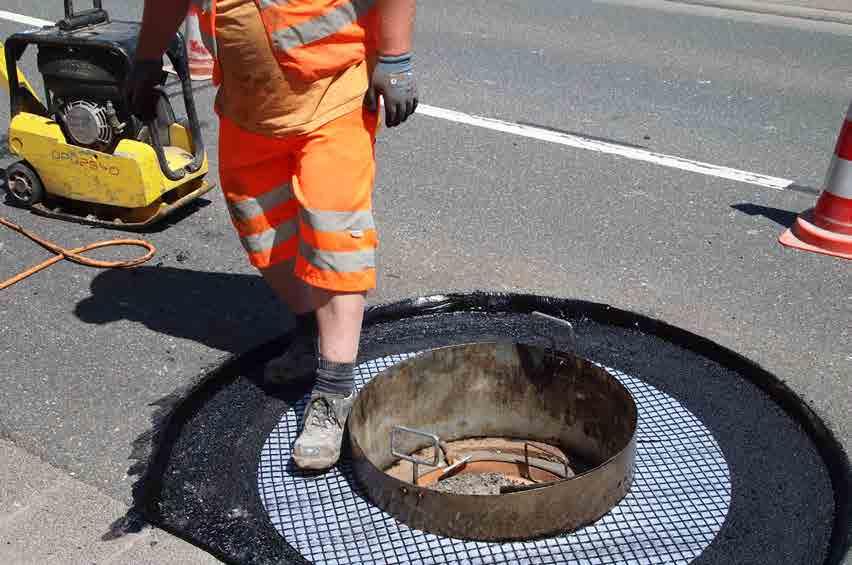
left=74, top=265, right=292, bottom=353
left=76, top=266, right=302, bottom=542
left=730, top=203, right=799, bottom=228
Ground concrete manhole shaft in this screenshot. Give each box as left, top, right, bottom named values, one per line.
left=348, top=342, right=638, bottom=541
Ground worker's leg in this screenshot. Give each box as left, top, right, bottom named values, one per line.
left=258, top=260, right=320, bottom=384
left=217, top=116, right=320, bottom=382
left=261, top=263, right=369, bottom=388
left=290, top=107, right=379, bottom=470
left=313, top=289, right=366, bottom=362
left=260, top=259, right=313, bottom=315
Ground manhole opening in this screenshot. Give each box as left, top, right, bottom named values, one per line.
left=384, top=436, right=596, bottom=495
left=348, top=341, right=639, bottom=541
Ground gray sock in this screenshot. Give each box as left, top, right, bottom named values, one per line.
left=314, top=357, right=355, bottom=397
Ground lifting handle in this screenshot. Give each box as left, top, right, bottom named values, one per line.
left=147, top=32, right=206, bottom=181
left=391, top=426, right=441, bottom=486
left=59, top=0, right=109, bottom=31
left=2, top=40, right=49, bottom=118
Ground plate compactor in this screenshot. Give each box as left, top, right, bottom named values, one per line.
left=1, top=0, right=213, bottom=229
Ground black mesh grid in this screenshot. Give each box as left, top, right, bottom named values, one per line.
left=257, top=354, right=731, bottom=564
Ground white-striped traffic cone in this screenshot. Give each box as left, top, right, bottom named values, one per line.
left=184, top=3, right=214, bottom=81
left=779, top=102, right=852, bottom=260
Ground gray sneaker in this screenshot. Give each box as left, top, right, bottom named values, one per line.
left=292, top=392, right=354, bottom=470
left=264, top=337, right=317, bottom=386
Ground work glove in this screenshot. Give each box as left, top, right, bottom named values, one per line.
left=127, top=59, right=165, bottom=123
left=365, top=53, right=418, bottom=128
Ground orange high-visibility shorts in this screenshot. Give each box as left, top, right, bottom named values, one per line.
left=218, top=107, right=379, bottom=292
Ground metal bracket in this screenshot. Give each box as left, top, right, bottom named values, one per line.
left=391, top=425, right=441, bottom=486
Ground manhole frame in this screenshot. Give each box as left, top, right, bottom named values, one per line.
left=358, top=292, right=850, bottom=564
left=348, top=342, right=639, bottom=541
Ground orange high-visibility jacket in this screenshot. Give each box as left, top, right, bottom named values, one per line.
left=191, top=0, right=378, bottom=83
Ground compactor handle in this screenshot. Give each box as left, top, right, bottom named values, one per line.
left=59, top=0, right=109, bottom=31
left=148, top=32, right=206, bottom=182
left=2, top=39, right=49, bottom=118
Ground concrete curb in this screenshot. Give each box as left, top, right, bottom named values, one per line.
left=0, top=440, right=221, bottom=564
left=668, top=0, right=852, bottom=25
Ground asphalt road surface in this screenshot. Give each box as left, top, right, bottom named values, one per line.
left=0, top=0, right=849, bottom=561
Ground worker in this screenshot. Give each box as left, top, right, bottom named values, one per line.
left=129, top=0, right=418, bottom=471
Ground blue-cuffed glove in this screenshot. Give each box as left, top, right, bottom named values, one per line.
left=365, top=53, right=418, bottom=128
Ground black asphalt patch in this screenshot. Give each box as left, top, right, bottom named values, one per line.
left=120, top=294, right=847, bottom=564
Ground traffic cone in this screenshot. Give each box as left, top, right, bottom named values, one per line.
left=184, top=3, right=214, bottom=81
left=779, top=102, right=852, bottom=260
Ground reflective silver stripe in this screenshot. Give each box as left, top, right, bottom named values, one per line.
left=299, top=242, right=375, bottom=272
left=227, top=183, right=293, bottom=222
left=190, top=0, right=211, bottom=10
left=268, top=0, right=375, bottom=52
left=300, top=208, right=374, bottom=233
left=241, top=220, right=299, bottom=253
left=824, top=156, right=852, bottom=199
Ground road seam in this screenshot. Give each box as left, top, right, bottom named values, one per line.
left=665, top=0, right=852, bottom=25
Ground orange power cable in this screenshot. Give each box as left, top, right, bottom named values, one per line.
left=0, top=216, right=156, bottom=290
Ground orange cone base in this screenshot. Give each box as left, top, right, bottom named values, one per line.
left=779, top=209, right=852, bottom=260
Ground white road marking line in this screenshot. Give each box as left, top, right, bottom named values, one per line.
left=0, top=10, right=50, bottom=28
left=416, top=104, right=794, bottom=191
left=0, top=10, right=796, bottom=192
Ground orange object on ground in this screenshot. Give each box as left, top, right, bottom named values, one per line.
left=0, top=217, right=155, bottom=290
left=190, top=0, right=220, bottom=83
left=218, top=107, right=379, bottom=292
left=185, top=3, right=215, bottom=81
left=780, top=102, right=852, bottom=260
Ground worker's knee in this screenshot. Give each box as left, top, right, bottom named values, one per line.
left=311, top=288, right=366, bottom=310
